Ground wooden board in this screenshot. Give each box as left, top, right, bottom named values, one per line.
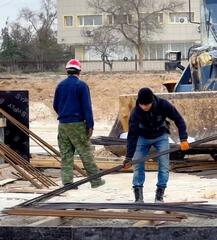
left=30, top=157, right=158, bottom=172
left=0, top=178, right=16, bottom=186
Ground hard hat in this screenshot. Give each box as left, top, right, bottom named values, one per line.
left=65, top=59, right=81, bottom=71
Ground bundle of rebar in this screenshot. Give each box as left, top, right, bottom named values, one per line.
left=91, top=136, right=217, bottom=156
left=91, top=136, right=127, bottom=146
left=3, top=207, right=185, bottom=222
left=36, top=201, right=217, bottom=218
left=0, top=143, right=57, bottom=189
left=5, top=201, right=217, bottom=221
left=0, top=108, right=86, bottom=177
left=16, top=132, right=217, bottom=207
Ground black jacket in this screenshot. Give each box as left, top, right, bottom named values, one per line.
left=126, top=95, right=188, bottom=159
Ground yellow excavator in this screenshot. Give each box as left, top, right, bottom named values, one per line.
left=107, top=0, right=217, bottom=160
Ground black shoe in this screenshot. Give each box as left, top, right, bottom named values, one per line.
left=131, top=186, right=144, bottom=211
left=133, top=186, right=144, bottom=203
left=155, top=187, right=165, bottom=203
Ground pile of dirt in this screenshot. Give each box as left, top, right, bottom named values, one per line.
left=94, top=147, right=119, bottom=158
left=0, top=72, right=179, bottom=122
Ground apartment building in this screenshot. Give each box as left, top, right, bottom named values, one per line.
left=57, top=0, right=200, bottom=61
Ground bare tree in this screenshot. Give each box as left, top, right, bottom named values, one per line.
left=89, top=0, right=183, bottom=71
left=19, top=0, right=57, bottom=61
left=0, top=0, right=73, bottom=72
left=82, top=27, right=120, bottom=71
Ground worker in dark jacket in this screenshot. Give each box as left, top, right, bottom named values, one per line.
left=123, top=88, right=189, bottom=203
left=53, top=59, right=105, bottom=188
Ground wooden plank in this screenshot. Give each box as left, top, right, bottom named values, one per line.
left=174, top=164, right=217, bottom=173
left=172, top=162, right=217, bottom=169
left=30, top=158, right=158, bottom=171
left=172, top=162, right=213, bottom=168
left=28, top=217, right=65, bottom=227
left=132, top=220, right=154, bottom=226
left=196, top=169, right=217, bottom=176
left=4, top=208, right=185, bottom=222
left=132, top=217, right=167, bottom=227
left=4, top=187, right=58, bottom=194
left=0, top=178, right=17, bottom=186
left=0, top=164, right=10, bottom=169
left=0, top=151, right=42, bottom=189
left=0, top=165, right=20, bottom=180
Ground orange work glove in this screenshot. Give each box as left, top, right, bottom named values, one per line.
left=122, top=157, right=133, bottom=169
left=179, top=140, right=190, bottom=151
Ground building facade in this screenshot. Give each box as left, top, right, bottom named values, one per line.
left=57, top=0, right=200, bottom=61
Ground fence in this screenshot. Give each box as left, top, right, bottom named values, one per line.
left=0, top=59, right=188, bottom=73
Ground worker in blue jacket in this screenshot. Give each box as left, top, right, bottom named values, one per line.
left=53, top=59, right=105, bottom=188
left=123, top=88, right=189, bottom=203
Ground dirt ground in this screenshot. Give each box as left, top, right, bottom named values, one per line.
left=1, top=172, right=217, bottom=227
left=0, top=72, right=179, bottom=122
left=1, top=72, right=180, bottom=155
left=1, top=72, right=217, bottom=227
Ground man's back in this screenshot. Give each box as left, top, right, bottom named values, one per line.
left=53, top=75, right=93, bottom=128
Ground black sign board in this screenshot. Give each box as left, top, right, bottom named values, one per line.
left=0, top=91, right=29, bottom=161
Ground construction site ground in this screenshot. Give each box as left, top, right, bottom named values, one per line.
left=0, top=72, right=217, bottom=228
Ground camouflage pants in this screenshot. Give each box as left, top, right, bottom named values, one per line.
left=58, top=122, right=99, bottom=185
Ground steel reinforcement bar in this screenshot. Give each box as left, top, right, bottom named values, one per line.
left=15, top=133, right=217, bottom=207
left=0, top=108, right=86, bottom=177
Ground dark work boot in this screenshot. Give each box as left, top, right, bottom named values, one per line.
left=155, top=187, right=165, bottom=203
left=133, top=186, right=144, bottom=203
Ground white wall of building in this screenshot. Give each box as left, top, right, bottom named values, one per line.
left=57, top=0, right=201, bottom=60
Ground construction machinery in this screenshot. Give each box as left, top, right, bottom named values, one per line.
left=164, top=0, right=217, bottom=92
left=108, top=0, right=217, bottom=159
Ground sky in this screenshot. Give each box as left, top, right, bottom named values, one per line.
left=0, top=0, right=40, bottom=31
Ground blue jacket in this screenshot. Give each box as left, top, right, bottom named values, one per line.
left=53, top=75, right=94, bottom=129
left=126, top=95, right=188, bottom=159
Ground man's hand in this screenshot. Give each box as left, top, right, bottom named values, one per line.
left=122, top=157, right=133, bottom=169
left=179, top=140, right=190, bottom=151
left=87, top=128, right=93, bottom=139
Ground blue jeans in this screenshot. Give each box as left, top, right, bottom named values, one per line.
left=132, top=133, right=169, bottom=189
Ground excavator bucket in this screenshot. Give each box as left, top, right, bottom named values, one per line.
left=108, top=91, right=217, bottom=157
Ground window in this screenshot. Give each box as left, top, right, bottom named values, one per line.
left=149, top=44, right=157, bottom=60
left=107, top=15, right=113, bottom=25
left=167, top=42, right=195, bottom=59
left=64, top=16, right=73, bottom=27
left=156, top=44, right=164, bottom=59
left=143, top=42, right=196, bottom=60
left=140, top=12, right=163, bottom=24
left=169, top=12, right=194, bottom=24
left=156, top=13, right=163, bottom=24
left=78, top=15, right=102, bottom=26
left=107, top=14, right=132, bottom=25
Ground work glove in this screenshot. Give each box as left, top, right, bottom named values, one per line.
left=122, top=157, right=133, bottom=169
left=179, top=140, right=190, bottom=151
